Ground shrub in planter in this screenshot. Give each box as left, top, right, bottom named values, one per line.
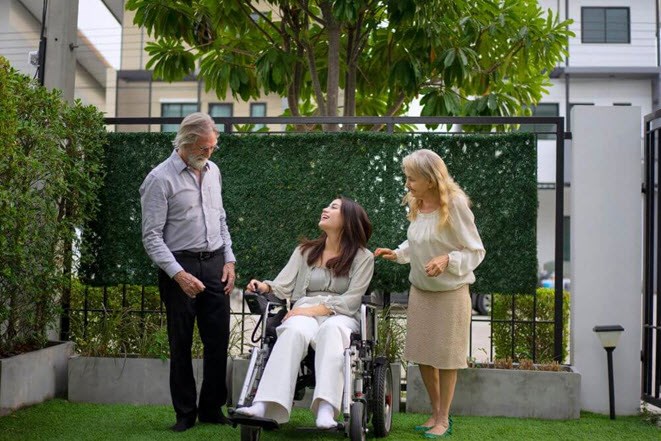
left=0, top=56, right=105, bottom=356
left=375, top=306, right=406, bottom=365
left=69, top=282, right=247, bottom=358
left=67, top=283, right=251, bottom=406
left=492, top=288, right=570, bottom=363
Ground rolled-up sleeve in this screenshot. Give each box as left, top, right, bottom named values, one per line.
left=324, top=250, right=374, bottom=318
left=139, top=174, right=182, bottom=278
left=395, top=240, right=410, bottom=264
left=446, top=196, right=485, bottom=277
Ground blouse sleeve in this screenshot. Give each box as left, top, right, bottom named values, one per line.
left=264, top=246, right=303, bottom=300
left=323, top=249, right=375, bottom=317
left=446, top=196, right=486, bottom=277
left=394, top=240, right=410, bottom=264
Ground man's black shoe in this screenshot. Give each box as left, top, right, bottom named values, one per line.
left=171, top=419, right=195, bottom=432
left=198, top=412, right=230, bottom=425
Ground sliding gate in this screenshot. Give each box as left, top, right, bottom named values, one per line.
left=643, top=109, right=661, bottom=407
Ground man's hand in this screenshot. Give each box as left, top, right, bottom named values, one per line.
left=173, top=271, right=206, bottom=298
left=374, top=247, right=398, bottom=261
left=425, top=255, right=450, bottom=277
left=222, top=262, right=236, bottom=295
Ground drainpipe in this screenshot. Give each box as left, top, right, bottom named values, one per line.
left=652, top=1, right=661, bottom=112
left=565, top=0, right=570, bottom=130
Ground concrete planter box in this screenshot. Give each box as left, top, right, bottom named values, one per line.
left=406, top=364, right=581, bottom=419
left=390, top=362, right=402, bottom=413
left=68, top=356, right=233, bottom=405
left=0, top=341, right=74, bottom=415
left=231, top=356, right=402, bottom=412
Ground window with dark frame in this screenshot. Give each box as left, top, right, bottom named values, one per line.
left=209, top=103, right=233, bottom=132
left=250, top=103, right=267, bottom=131
left=581, top=7, right=630, bottom=44
left=161, top=102, right=198, bottom=132
left=520, top=103, right=559, bottom=140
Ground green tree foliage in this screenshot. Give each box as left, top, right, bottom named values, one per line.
left=0, top=57, right=106, bottom=355
left=126, top=0, right=573, bottom=126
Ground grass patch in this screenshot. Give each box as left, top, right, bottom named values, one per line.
left=0, top=399, right=658, bottom=440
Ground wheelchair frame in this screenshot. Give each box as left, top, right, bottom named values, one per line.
left=229, top=291, right=393, bottom=441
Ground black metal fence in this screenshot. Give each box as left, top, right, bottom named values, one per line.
left=68, top=115, right=570, bottom=362
left=642, top=108, right=661, bottom=407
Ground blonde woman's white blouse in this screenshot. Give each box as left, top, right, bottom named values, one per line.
left=394, top=195, right=485, bottom=292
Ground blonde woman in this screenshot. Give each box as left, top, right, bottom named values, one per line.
left=375, top=149, right=485, bottom=438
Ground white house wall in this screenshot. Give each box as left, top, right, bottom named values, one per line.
left=1, top=0, right=40, bottom=75
left=539, top=0, right=658, bottom=67
left=0, top=0, right=111, bottom=113
left=571, top=106, right=642, bottom=415
left=567, top=0, right=657, bottom=67
left=543, top=78, right=653, bottom=121
left=537, top=187, right=571, bottom=276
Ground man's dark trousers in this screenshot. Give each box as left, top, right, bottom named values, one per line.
left=159, top=251, right=230, bottom=424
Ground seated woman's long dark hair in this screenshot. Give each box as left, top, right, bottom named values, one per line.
left=299, top=196, right=372, bottom=277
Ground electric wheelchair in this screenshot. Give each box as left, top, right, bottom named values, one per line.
left=229, top=290, right=393, bottom=441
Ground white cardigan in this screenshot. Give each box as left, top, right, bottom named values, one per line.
left=265, top=246, right=374, bottom=320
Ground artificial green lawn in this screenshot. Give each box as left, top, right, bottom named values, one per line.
left=0, top=399, right=658, bottom=441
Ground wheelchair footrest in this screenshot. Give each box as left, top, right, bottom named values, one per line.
left=227, top=414, right=280, bottom=431
left=295, top=422, right=345, bottom=432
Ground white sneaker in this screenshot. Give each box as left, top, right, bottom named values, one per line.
left=315, top=400, right=337, bottom=429
left=235, top=402, right=266, bottom=418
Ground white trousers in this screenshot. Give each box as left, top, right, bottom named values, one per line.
left=253, top=312, right=359, bottom=424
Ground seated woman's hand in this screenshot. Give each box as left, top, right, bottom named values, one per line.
left=283, top=305, right=330, bottom=321
left=246, top=279, right=270, bottom=294
left=374, top=247, right=397, bottom=261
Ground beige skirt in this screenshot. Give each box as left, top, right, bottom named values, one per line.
left=404, top=284, right=471, bottom=369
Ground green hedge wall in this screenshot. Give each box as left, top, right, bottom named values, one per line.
left=80, top=132, right=537, bottom=294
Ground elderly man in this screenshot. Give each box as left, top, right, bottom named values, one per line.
left=140, top=112, right=236, bottom=432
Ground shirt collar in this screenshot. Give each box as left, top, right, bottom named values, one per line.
left=170, top=148, right=210, bottom=174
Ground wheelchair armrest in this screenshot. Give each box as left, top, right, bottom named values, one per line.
left=361, top=294, right=382, bottom=308
left=244, top=290, right=286, bottom=315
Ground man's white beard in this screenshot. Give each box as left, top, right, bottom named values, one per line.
left=187, top=155, right=208, bottom=170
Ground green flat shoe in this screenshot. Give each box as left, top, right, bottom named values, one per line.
left=422, top=423, right=453, bottom=438
left=414, top=425, right=433, bottom=432
left=416, top=416, right=453, bottom=433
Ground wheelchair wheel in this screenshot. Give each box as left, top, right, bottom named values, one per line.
left=349, top=401, right=366, bottom=441
left=371, top=363, right=393, bottom=437
left=240, top=425, right=262, bottom=441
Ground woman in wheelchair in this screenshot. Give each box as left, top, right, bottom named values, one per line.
left=235, top=197, right=374, bottom=429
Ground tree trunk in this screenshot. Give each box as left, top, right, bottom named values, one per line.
left=305, top=41, right=327, bottom=116
left=287, top=84, right=300, bottom=117
left=343, top=27, right=357, bottom=131
left=321, top=2, right=340, bottom=131
left=371, top=91, right=406, bottom=132
left=59, top=214, right=73, bottom=342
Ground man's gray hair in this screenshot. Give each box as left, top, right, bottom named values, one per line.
left=172, top=112, right=219, bottom=150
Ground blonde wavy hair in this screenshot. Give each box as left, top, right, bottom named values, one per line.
left=402, top=149, right=468, bottom=228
